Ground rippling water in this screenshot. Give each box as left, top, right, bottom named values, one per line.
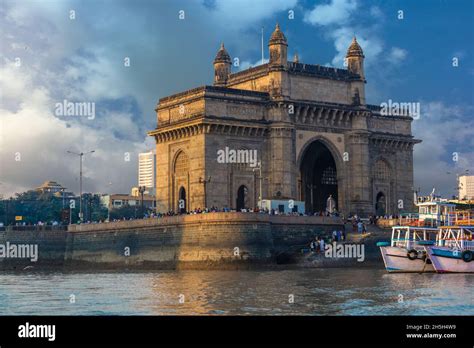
left=0, top=269, right=472, bottom=315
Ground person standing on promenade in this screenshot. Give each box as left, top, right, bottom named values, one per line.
left=357, top=221, right=363, bottom=234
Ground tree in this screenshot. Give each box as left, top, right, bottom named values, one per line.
left=0, top=190, right=63, bottom=225
left=109, top=205, right=138, bottom=220
left=0, top=191, right=110, bottom=225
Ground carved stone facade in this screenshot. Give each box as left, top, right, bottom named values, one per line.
left=149, top=25, right=420, bottom=216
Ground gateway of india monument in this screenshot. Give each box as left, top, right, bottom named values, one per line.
left=149, top=24, right=420, bottom=217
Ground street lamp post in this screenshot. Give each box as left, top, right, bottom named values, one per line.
left=107, top=182, right=112, bottom=222
left=138, top=186, right=146, bottom=218
left=253, top=161, right=263, bottom=209
left=306, top=184, right=316, bottom=214
left=199, top=177, right=211, bottom=209
left=67, top=150, right=95, bottom=223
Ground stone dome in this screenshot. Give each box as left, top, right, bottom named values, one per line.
left=214, top=43, right=231, bottom=64
left=346, top=36, right=364, bottom=57
left=269, top=23, right=287, bottom=46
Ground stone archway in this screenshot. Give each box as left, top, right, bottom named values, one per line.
left=178, top=186, right=186, bottom=213
left=375, top=191, right=386, bottom=216
left=373, top=158, right=392, bottom=216
left=299, top=140, right=339, bottom=214
left=236, top=185, right=248, bottom=211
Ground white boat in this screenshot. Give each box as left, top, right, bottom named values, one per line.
left=398, top=199, right=457, bottom=227
left=377, top=226, right=438, bottom=273
left=424, top=226, right=474, bottom=273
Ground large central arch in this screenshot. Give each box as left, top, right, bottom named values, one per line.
left=299, top=140, right=339, bottom=214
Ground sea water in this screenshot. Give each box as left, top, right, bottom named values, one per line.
left=0, top=269, right=472, bottom=315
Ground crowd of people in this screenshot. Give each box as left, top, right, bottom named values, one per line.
left=349, top=215, right=367, bottom=234
left=120, top=206, right=341, bottom=220
left=4, top=207, right=395, bottom=227
left=309, top=228, right=347, bottom=253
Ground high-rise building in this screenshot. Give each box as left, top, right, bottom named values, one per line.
left=459, top=175, right=474, bottom=200
left=138, top=151, right=156, bottom=195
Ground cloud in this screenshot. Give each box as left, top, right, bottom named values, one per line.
left=238, top=58, right=269, bottom=71
left=0, top=59, right=148, bottom=198
left=0, top=0, right=300, bottom=197
left=303, top=0, right=357, bottom=26
left=302, top=0, right=413, bottom=106
left=304, top=1, right=382, bottom=67
left=387, top=47, right=408, bottom=65
left=212, top=0, right=298, bottom=29
left=327, top=26, right=384, bottom=67
left=303, top=0, right=407, bottom=76
left=369, top=6, right=383, bottom=19
left=412, top=102, right=474, bottom=197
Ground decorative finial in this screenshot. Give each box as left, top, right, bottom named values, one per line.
left=220, top=42, right=225, bottom=49
left=276, top=22, right=280, bottom=30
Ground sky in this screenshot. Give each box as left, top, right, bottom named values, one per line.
left=0, top=0, right=473, bottom=199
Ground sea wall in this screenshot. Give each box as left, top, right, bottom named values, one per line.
left=0, top=227, right=68, bottom=268
left=0, top=213, right=343, bottom=270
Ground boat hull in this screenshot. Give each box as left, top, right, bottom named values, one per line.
left=425, top=247, right=474, bottom=273
left=379, top=246, right=434, bottom=273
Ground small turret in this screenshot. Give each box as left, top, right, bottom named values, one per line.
left=345, top=36, right=365, bottom=80
left=293, top=53, right=299, bottom=63
left=213, top=43, right=231, bottom=86
left=268, top=23, right=288, bottom=67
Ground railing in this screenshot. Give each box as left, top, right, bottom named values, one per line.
left=462, top=240, right=474, bottom=251
left=441, top=239, right=474, bottom=251
left=392, top=238, right=428, bottom=250
left=446, top=211, right=474, bottom=226
left=392, top=238, right=413, bottom=249
left=398, top=212, right=474, bottom=227
left=0, top=226, right=68, bottom=232
left=398, top=214, right=436, bottom=227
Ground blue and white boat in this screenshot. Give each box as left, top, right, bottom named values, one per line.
left=425, top=226, right=474, bottom=273
left=377, top=226, right=438, bottom=273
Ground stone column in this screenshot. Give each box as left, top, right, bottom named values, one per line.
left=267, top=124, right=296, bottom=200
left=347, top=111, right=372, bottom=215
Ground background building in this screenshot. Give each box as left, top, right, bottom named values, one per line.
left=100, top=194, right=155, bottom=210
left=36, top=180, right=66, bottom=194
left=138, top=151, right=156, bottom=195
left=459, top=175, right=474, bottom=200
left=35, top=180, right=74, bottom=198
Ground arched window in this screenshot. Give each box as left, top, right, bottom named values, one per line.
left=374, top=160, right=390, bottom=181
left=230, top=147, right=254, bottom=172
left=174, top=151, right=189, bottom=174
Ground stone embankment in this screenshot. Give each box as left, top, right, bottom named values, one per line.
left=1, top=213, right=347, bottom=270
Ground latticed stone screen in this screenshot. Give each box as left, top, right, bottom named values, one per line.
left=374, top=160, right=390, bottom=180
left=321, top=167, right=337, bottom=185
left=174, top=151, right=189, bottom=173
